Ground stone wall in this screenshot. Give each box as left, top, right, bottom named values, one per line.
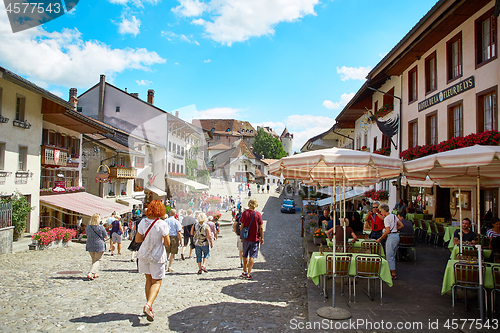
left=0, top=226, right=14, bottom=254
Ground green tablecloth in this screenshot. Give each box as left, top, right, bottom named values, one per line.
left=307, top=252, right=393, bottom=287
left=449, top=245, right=492, bottom=260
left=446, top=227, right=463, bottom=250
left=441, top=260, right=500, bottom=294
left=406, top=213, right=424, bottom=222
left=326, top=239, right=386, bottom=258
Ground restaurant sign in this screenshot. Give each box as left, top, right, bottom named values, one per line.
left=418, top=76, right=475, bottom=112
left=53, top=181, right=66, bottom=193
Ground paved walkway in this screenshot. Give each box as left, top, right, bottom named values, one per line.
left=0, top=180, right=308, bottom=332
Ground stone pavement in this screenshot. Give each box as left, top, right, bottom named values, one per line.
left=0, top=180, right=308, bottom=332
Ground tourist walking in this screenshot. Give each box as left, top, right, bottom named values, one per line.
left=266, top=183, right=270, bottom=193
left=85, top=213, right=107, bottom=280
left=191, top=213, right=213, bottom=274
left=376, top=204, right=403, bottom=280
left=135, top=200, right=171, bottom=322
left=207, top=216, right=218, bottom=241
left=165, top=209, right=182, bottom=272
left=110, top=215, right=124, bottom=255
left=240, top=198, right=264, bottom=279
left=232, top=207, right=246, bottom=268
left=106, top=212, right=118, bottom=253
left=181, top=209, right=196, bottom=260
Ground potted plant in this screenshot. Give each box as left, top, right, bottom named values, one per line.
left=312, top=228, right=327, bottom=245
left=108, top=191, right=115, bottom=197
left=121, top=190, right=127, bottom=196
left=1, top=191, right=35, bottom=241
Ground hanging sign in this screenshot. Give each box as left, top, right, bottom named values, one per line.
left=53, top=180, right=66, bottom=193
left=95, top=164, right=111, bottom=183
left=359, top=114, right=372, bottom=133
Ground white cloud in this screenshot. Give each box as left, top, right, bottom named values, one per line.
left=118, top=16, right=141, bottom=36
left=323, top=92, right=355, bottom=110
left=161, top=31, right=200, bottom=45
left=108, top=0, right=160, bottom=7
left=193, top=107, right=242, bottom=119
left=204, top=59, right=211, bottom=63
left=379, top=52, right=388, bottom=58
left=282, top=115, right=336, bottom=152
left=175, top=62, right=180, bottom=65
left=0, top=11, right=165, bottom=88
left=172, top=0, right=207, bottom=17
left=173, top=0, right=321, bottom=46
left=136, top=79, right=153, bottom=86
left=336, top=66, right=371, bottom=81
left=49, top=89, right=64, bottom=98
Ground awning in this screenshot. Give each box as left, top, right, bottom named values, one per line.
left=145, top=185, right=167, bottom=196
left=116, top=197, right=143, bottom=207
left=40, top=192, right=129, bottom=218
left=315, top=189, right=366, bottom=207
left=167, top=177, right=209, bottom=190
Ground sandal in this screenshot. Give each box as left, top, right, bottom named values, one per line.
left=93, top=274, right=99, bottom=279
left=391, top=273, right=398, bottom=280
left=143, top=304, right=154, bottom=322
left=87, top=274, right=94, bottom=280
left=201, top=266, right=208, bottom=273
left=197, top=269, right=202, bottom=274
left=246, top=274, right=253, bottom=279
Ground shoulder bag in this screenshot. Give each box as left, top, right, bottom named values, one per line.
left=240, top=211, right=256, bottom=240
left=128, top=218, right=158, bottom=251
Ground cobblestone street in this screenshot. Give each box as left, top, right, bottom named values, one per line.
left=0, top=182, right=308, bottom=332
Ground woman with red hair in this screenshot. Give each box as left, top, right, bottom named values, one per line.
left=135, top=200, right=170, bottom=322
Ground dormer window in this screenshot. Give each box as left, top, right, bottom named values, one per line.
left=116, top=107, right=120, bottom=112
left=250, top=130, right=253, bottom=133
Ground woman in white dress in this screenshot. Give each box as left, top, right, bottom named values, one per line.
left=135, top=200, right=170, bottom=322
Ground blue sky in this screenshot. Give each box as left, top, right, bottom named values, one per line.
left=0, top=0, right=438, bottom=151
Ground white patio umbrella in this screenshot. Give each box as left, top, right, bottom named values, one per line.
left=403, top=145, right=500, bottom=322
left=270, top=147, right=402, bottom=319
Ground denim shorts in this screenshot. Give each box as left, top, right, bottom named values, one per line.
left=195, top=245, right=210, bottom=263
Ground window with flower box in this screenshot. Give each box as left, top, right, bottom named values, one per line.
left=383, top=87, right=395, bottom=106
left=475, top=10, right=497, bottom=68
left=135, top=156, right=144, bottom=168
left=408, top=66, right=418, bottom=103
left=447, top=32, right=462, bottom=83
left=15, top=96, right=25, bottom=121
left=134, top=178, right=144, bottom=192
left=425, top=52, right=437, bottom=94
left=448, top=101, right=463, bottom=139
left=426, top=111, right=437, bottom=145
left=477, top=86, right=497, bottom=132
left=408, top=120, right=418, bottom=148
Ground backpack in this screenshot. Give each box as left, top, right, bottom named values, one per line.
left=234, top=214, right=242, bottom=235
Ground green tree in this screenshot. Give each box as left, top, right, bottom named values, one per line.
left=253, top=128, right=287, bottom=159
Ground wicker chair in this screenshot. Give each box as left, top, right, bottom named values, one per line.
left=353, top=255, right=383, bottom=305
left=323, top=254, right=352, bottom=301
left=397, top=233, right=416, bottom=263
left=452, top=262, right=487, bottom=314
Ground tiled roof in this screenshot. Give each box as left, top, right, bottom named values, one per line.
left=207, top=143, right=231, bottom=150
left=196, top=119, right=256, bottom=137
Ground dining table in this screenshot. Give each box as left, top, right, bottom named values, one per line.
left=441, top=260, right=500, bottom=294
left=449, top=245, right=492, bottom=260
left=307, top=252, right=393, bottom=287
left=446, top=227, right=468, bottom=250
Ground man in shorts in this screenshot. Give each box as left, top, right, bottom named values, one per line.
left=240, top=198, right=264, bottom=279
left=232, top=207, right=247, bottom=268
left=165, top=209, right=182, bottom=272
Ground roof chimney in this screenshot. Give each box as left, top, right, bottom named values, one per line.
left=147, top=89, right=155, bottom=105
left=175, top=111, right=179, bottom=118
left=69, top=88, right=78, bottom=108
left=98, top=75, right=106, bottom=121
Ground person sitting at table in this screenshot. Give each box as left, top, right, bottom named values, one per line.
left=318, top=209, right=330, bottom=228
left=396, top=212, right=414, bottom=261
left=487, top=217, right=500, bottom=250
left=326, top=218, right=357, bottom=244
left=406, top=201, right=416, bottom=214
left=453, top=218, right=477, bottom=246
left=350, top=212, right=364, bottom=234
left=393, top=199, right=404, bottom=211
left=400, top=200, right=408, bottom=218
left=362, top=199, right=372, bottom=214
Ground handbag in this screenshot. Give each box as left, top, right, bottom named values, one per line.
left=240, top=211, right=256, bottom=240
left=129, top=219, right=158, bottom=251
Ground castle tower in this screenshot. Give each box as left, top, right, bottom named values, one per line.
left=280, top=128, right=293, bottom=156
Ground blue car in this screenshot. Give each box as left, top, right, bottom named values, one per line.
left=281, top=198, right=296, bottom=214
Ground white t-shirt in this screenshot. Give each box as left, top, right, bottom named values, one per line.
left=137, top=218, right=170, bottom=264
left=384, top=214, right=398, bottom=233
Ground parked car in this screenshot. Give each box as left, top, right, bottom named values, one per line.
left=281, top=198, right=296, bottom=214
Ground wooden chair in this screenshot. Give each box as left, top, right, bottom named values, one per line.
left=435, top=223, right=446, bottom=248
left=361, top=241, right=382, bottom=256
left=492, top=266, right=500, bottom=313
left=323, top=254, right=352, bottom=301
left=429, top=221, right=440, bottom=247
left=319, top=245, right=332, bottom=254
left=452, top=262, right=487, bottom=314
left=413, top=218, right=423, bottom=240
left=335, top=243, right=353, bottom=253
left=397, top=233, right=416, bottom=264
left=461, top=245, right=478, bottom=259
left=353, top=255, right=383, bottom=305
left=419, top=220, right=430, bottom=243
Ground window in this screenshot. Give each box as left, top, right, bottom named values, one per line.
left=374, top=101, right=378, bottom=115
left=134, top=178, right=144, bottom=191
left=381, top=135, right=391, bottom=149
left=0, top=142, right=5, bottom=170
left=148, top=153, right=154, bottom=164
left=372, top=137, right=377, bottom=152
left=18, top=146, right=27, bottom=171
left=116, top=106, right=120, bottom=112
left=119, top=156, right=126, bottom=167
left=356, top=135, right=361, bottom=150
left=448, top=101, right=463, bottom=139
left=475, top=11, right=497, bottom=67
left=383, top=87, right=395, bottom=106
left=447, top=32, right=462, bottom=82
left=15, top=96, right=26, bottom=121
left=477, top=87, right=498, bottom=132
left=176, top=164, right=179, bottom=173
left=363, top=133, right=367, bottom=147
left=135, top=156, right=144, bottom=168
left=173, top=143, right=176, bottom=154
left=425, top=52, right=437, bottom=93
left=408, top=66, right=418, bottom=103
left=408, top=120, right=418, bottom=148
left=168, top=163, right=171, bottom=173
left=120, top=181, right=126, bottom=194
left=108, top=182, right=116, bottom=196
left=426, top=112, right=437, bottom=145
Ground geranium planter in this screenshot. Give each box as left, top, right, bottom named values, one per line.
left=313, top=237, right=326, bottom=245
left=30, top=240, right=71, bottom=251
